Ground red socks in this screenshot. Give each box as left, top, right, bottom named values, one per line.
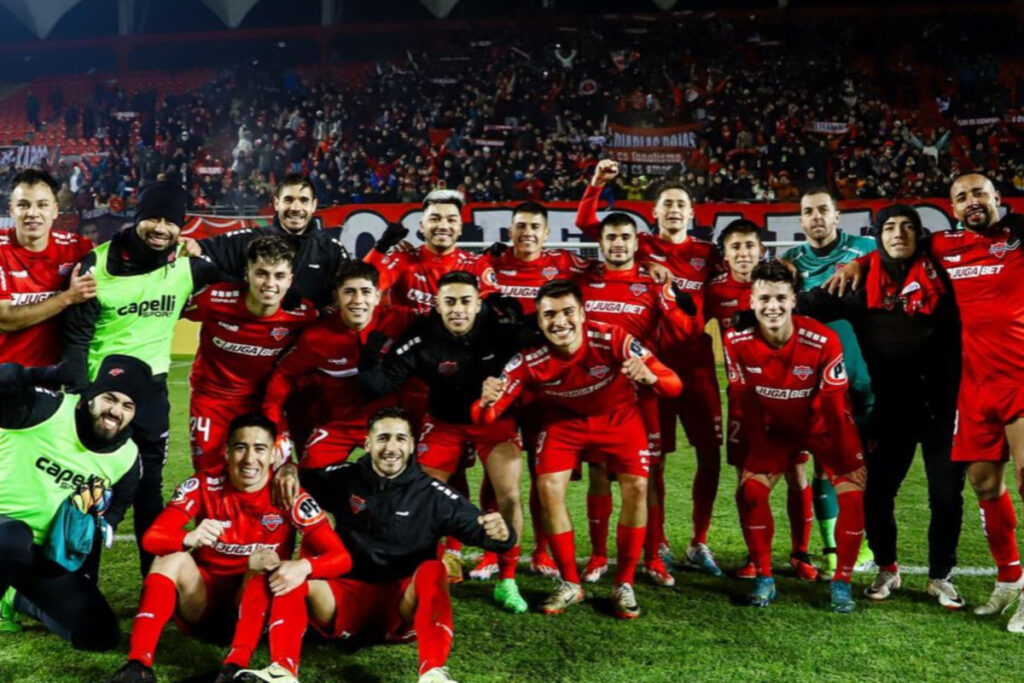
left=614, top=524, right=645, bottom=585
left=548, top=530, right=581, bottom=584
left=691, top=446, right=721, bottom=546
left=268, top=583, right=308, bottom=676
left=128, top=573, right=178, bottom=667
left=586, top=494, right=613, bottom=558
left=979, top=491, right=1023, bottom=583
left=740, top=478, right=774, bottom=577
left=834, top=489, right=865, bottom=582
left=498, top=546, right=520, bottom=580
left=787, top=484, right=813, bottom=554
left=414, top=560, right=454, bottom=676
left=442, top=537, right=462, bottom=555
left=224, top=574, right=271, bottom=669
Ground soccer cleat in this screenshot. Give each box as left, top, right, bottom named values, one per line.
left=235, top=662, right=298, bottom=683
left=820, top=549, right=838, bottom=581
left=612, top=582, right=640, bottom=619
left=657, top=542, right=675, bottom=570
left=1007, top=597, right=1024, bottom=633
left=441, top=549, right=464, bottom=584
left=213, top=664, right=242, bottom=683
left=469, top=552, right=499, bottom=581
left=855, top=541, right=876, bottom=572
left=581, top=556, right=608, bottom=583
left=0, top=587, right=21, bottom=633
left=529, top=550, right=561, bottom=579
left=108, top=660, right=157, bottom=683
left=494, top=578, right=528, bottom=614
left=830, top=580, right=856, bottom=613
left=419, top=666, right=458, bottom=683
left=789, top=552, right=819, bottom=582
left=925, top=577, right=966, bottom=611
left=973, top=577, right=1024, bottom=616
left=540, top=581, right=584, bottom=615
left=748, top=576, right=777, bottom=608
left=864, top=569, right=901, bottom=601
left=642, top=557, right=676, bottom=588
left=684, top=543, right=723, bottom=577
left=734, top=557, right=757, bottom=580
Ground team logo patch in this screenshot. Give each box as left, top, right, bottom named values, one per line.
left=792, top=365, right=813, bottom=380
left=627, top=337, right=648, bottom=358
left=269, top=327, right=290, bottom=341
left=438, top=360, right=458, bottom=376
left=824, top=356, right=848, bottom=386
left=260, top=513, right=284, bottom=532
left=58, top=262, right=74, bottom=276
left=589, top=365, right=610, bottom=379
left=482, top=267, right=499, bottom=287
left=171, top=477, right=199, bottom=502
left=542, top=266, right=558, bottom=280
left=293, top=494, right=326, bottom=526
left=630, top=283, right=648, bottom=296
left=690, top=258, right=706, bottom=271
left=108, top=367, right=125, bottom=377
left=417, top=442, right=429, bottom=454
left=349, top=494, right=367, bottom=515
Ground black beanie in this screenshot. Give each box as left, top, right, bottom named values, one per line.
left=135, top=181, right=189, bottom=229
left=85, top=355, right=153, bottom=403
left=872, top=204, right=923, bottom=240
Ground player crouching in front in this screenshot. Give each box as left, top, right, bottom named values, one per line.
left=109, top=414, right=350, bottom=683
left=724, top=262, right=867, bottom=613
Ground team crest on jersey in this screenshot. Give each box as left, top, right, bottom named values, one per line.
left=989, top=240, right=1020, bottom=259
left=792, top=365, right=813, bottom=380
left=438, top=360, right=458, bottom=376
left=107, top=367, right=125, bottom=377
left=260, top=513, right=284, bottom=532
left=58, top=262, right=74, bottom=276
left=690, top=258, right=706, bottom=271
left=630, top=283, right=648, bottom=296
left=589, top=365, right=610, bottom=379
left=349, top=494, right=367, bottom=515
left=542, top=266, right=558, bottom=279
left=269, top=327, right=290, bottom=341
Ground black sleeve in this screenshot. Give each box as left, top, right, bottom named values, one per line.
left=197, top=229, right=255, bottom=279
left=104, top=455, right=141, bottom=531
left=188, top=254, right=235, bottom=290
left=438, top=487, right=517, bottom=552
left=356, top=329, right=422, bottom=399
left=796, top=287, right=862, bottom=324
left=62, top=252, right=99, bottom=393
left=0, top=363, right=61, bottom=428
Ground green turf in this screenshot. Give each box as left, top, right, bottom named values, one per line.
left=3, top=357, right=1024, bottom=682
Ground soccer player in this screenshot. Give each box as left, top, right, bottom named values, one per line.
left=724, top=262, right=866, bottom=612
left=576, top=160, right=724, bottom=576
left=782, top=187, right=876, bottom=574
left=707, top=220, right=817, bottom=582
left=261, top=260, right=416, bottom=469
left=185, top=235, right=316, bottom=472
left=0, top=355, right=149, bottom=650
left=63, top=181, right=225, bottom=573
left=109, top=413, right=351, bottom=683
left=357, top=272, right=530, bottom=613
left=477, top=280, right=682, bottom=618
left=273, top=406, right=516, bottom=683
left=0, top=169, right=94, bottom=366
left=797, top=205, right=964, bottom=607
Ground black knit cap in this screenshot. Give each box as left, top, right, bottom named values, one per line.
left=85, top=355, right=153, bottom=403
left=135, top=180, right=189, bottom=228
left=872, top=204, right=923, bottom=240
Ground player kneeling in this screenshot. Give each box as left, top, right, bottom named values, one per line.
left=109, top=414, right=350, bottom=683
left=724, top=262, right=867, bottom=613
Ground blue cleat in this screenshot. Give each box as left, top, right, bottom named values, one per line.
left=830, top=580, right=856, bottom=613
left=684, top=543, right=723, bottom=577
left=749, top=576, right=777, bottom=607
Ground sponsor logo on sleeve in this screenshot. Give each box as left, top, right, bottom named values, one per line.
left=823, top=356, right=848, bottom=387
left=170, top=477, right=200, bottom=502
left=293, top=493, right=327, bottom=526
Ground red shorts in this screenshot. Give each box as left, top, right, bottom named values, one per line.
left=189, top=393, right=259, bottom=472
left=536, top=405, right=651, bottom=478
left=659, top=342, right=723, bottom=453
left=739, top=431, right=858, bottom=478
left=313, top=576, right=415, bottom=642
left=173, top=567, right=244, bottom=639
left=417, top=414, right=522, bottom=474
left=952, top=382, right=1024, bottom=462
left=300, top=421, right=365, bottom=469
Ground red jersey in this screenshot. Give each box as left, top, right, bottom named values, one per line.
left=705, top=270, right=751, bottom=335
left=184, top=284, right=317, bottom=399
left=0, top=229, right=91, bottom=366
left=576, top=263, right=678, bottom=345
left=485, top=249, right=589, bottom=314
left=262, top=305, right=417, bottom=429
left=156, top=473, right=336, bottom=578
left=927, top=227, right=1024, bottom=387
left=366, top=245, right=497, bottom=314
left=480, top=320, right=681, bottom=421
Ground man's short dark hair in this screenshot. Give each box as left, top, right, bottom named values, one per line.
left=600, top=211, right=637, bottom=236
left=247, top=235, right=296, bottom=267
left=652, top=179, right=693, bottom=204
left=799, top=186, right=838, bottom=207
left=423, top=189, right=464, bottom=211
left=367, top=405, right=414, bottom=434
left=718, top=218, right=764, bottom=252
left=437, top=270, right=478, bottom=290
left=751, top=261, right=797, bottom=291
left=512, top=201, right=547, bottom=220
left=536, top=279, right=583, bottom=306
left=276, top=173, right=316, bottom=200
left=335, top=260, right=380, bottom=289
left=11, top=169, right=59, bottom=198
left=227, top=413, right=277, bottom=444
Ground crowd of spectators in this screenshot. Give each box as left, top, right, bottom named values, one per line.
left=6, top=10, right=1024, bottom=215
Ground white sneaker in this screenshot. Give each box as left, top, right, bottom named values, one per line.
left=612, top=582, right=640, bottom=619
left=925, top=577, right=966, bottom=611
left=973, top=577, right=1024, bottom=616
left=235, top=662, right=298, bottom=683
left=1008, top=598, right=1024, bottom=633
left=419, top=666, right=458, bottom=683
left=864, top=569, right=901, bottom=601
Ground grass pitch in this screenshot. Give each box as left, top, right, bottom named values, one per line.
left=2, top=357, right=1024, bottom=682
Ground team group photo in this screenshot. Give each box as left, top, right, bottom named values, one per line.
left=3, top=0, right=1024, bottom=681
